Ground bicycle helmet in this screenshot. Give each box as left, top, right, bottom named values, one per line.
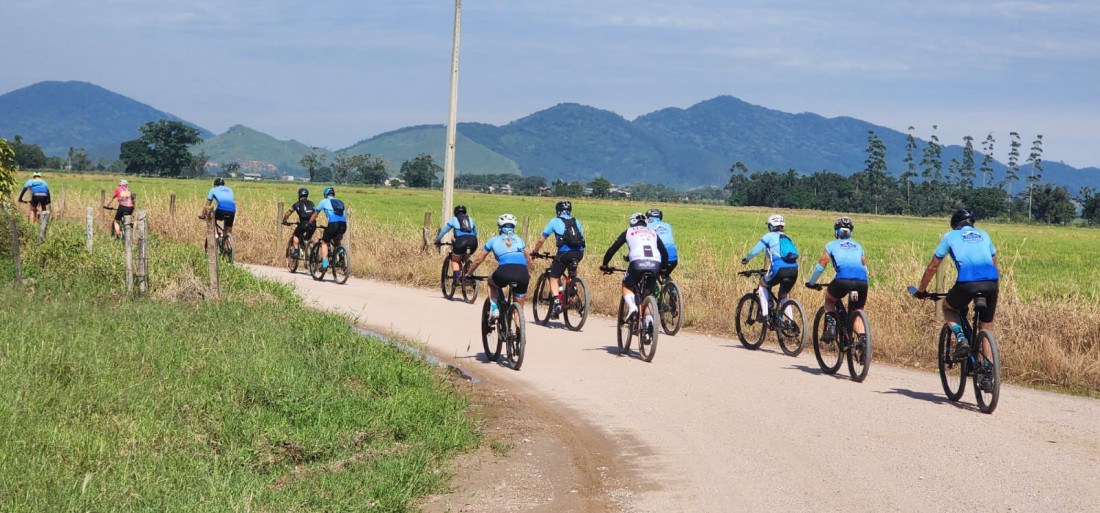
left=629, top=212, right=647, bottom=227
left=497, top=213, right=517, bottom=229
left=454, top=205, right=467, bottom=216
left=555, top=200, right=572, bottom=214
left=118, top=179, right=128, bottom=186
left=647, top=208, right=663, bottom=220
left=323, top=186, right=335, bottom=197
left=767, top=214, right=785, bottom=232
left=214, top=177, right=225, bottom=186
left=950, top=209, right=975, bottom=230
left=297, top=187, right=309, bottom=198
left=834, top=217, right=854, bottom=238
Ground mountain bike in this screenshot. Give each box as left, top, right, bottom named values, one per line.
left=282, top=221, right=315, bottom=273
left=806, top=282, right=871, bottom=382
left=307, top=227, right=350, bottom=284
left=199, top=210, right=233, bottom=263
left=472, top=276, right=526, bottom=371
left=655, top=272, right=684, bottom=336
left=602, top=266, right=659, bottom=362
left=103, top=206, right=132, bottom=241
left=531, top=252, right=589, bottom=331
left=733, top=269, right=806, bottom=356
left=437, top=241, right=479, bottom=303
left=908, top=286, right=1001, bottom=414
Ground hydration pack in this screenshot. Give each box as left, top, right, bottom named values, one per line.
left=330, top=199, right=346, bottom=216
left=457, top=214, right=473, bottom=233
left=560, top=217, right=585, bottom=248
left=778, top=233, right=799, bottom=263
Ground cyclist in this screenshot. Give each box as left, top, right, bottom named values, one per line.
left=104, top=179, right=137, bottom=238
left=646, top=208, right=678, bottom=276
left=805, top=217, right=868, bottom=341
left=741, top=214, right=800, bottom=322
left=466, top=214, right=533, bottom=319
left=600, top=213, right=668, bottom=331
left=530, top=200, right=585, bottom=319
left=202, top=177, right=237, bottom=237
left=17, top=171, right=50, bottom=223
left=915, top=209, right=999, bottom=358
left=281, top=187, right=316, bottom=257
left=307, top=186, right=347, bottom=271
left=434, top=205, right=479, bottom=284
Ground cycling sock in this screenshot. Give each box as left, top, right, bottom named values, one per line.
left=322, top=258, right=329, bottom=269
left=951, top=324, right=966, bottom=341
left=624, top=293, right=637, bottom=315
left=453, top=271, right=461, bottom=281
left=757, top=287, right=770, bottom=317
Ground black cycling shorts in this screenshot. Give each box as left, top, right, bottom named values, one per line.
left=452, top=235, right=478, bottom=256
left=30, top=194, right=50, bottom=208
left=765, top=267, right=799, bottom=296
left=214, top=209, right=235, bottom=228
left=827, top=279, right=868, bottom=311
left=294, top=222, right=317, bottom=242
left=624, top=259, right=660, bottom=294
left=323, top=221, right=347, bottom=244
left=491, top=263, right=530, bottom=297
left=551, top=250, right=583, bottom=278
left=662, top=260, right=678, bottom=276
left=946, top=280, right=999, bottom=324
left=114, top=205, right=134, bottom=222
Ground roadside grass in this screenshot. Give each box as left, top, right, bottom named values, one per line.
left=0, top=217, right=478, bottom=511
left=38, top=175, right=1100, bottom=395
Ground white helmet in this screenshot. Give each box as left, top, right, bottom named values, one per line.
left=767, top=214, right=785, bottom=231
left=119, top=179, right=128, bottom=186
left=628, top=212, right=647, bottom=227
left=497, top=213, right=517, bottom=228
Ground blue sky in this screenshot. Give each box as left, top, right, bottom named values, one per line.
left=4, top=0, right=1099, bottom=168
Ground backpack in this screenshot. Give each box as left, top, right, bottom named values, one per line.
left=457, top=214, right=473, bottom=233
left=330, top=198, right=346, bottom=216
left=560, top=217, right=585, bottom=247
left=778, top=233, right=799, bottom=263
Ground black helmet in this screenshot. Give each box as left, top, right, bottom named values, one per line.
left=647, top=208, right=663, bottom=220
left=834, top=216, right=854, bottom=235
left=298, top=187, right=309, bottom=198
left=555, top=200, right=572, bottom=214
left=214, top=177, right=225, bottom=186
left=950, top=209, right=975, bottom=230
left=454, top=205, right=467, bottom=216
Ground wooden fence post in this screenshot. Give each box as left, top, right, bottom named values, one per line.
left=58, top=187, right=66, bottom=217
left=276, top=201, right=284, bottom=264
left=137, top=211, right=148, bottom=293
left=10, top=219, right=21, bottom=287
left=421, top=211, right=433, bottom=254
left=206, top=214, right=219, bottom=299
left=85, top=207, right=94, bottom=253
left=522, top=215, right=530, bottom=240
left=169, top=194, right=176, bottom=216
left=124, top=214, right=134, bottom=292
left=37, top=212, right=50, bottom=241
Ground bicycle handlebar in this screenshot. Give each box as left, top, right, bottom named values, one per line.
left=738, top=269, right=766, bottom=277
left=601, top=266, right=626, bottom=274
left=907, top=285, right=946, bottom=300
left=532, top=252, right=554, bottom=259
left=805, top=283, right=825, bottom=291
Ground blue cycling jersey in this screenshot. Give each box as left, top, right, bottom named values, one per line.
left=484, top=234, right=527, bottom=266
left=22, top=178, right=50, bottom=195
left=541, top=213, right=585, bottom=252
left=934, top=227, right=998, bottom=282
left=207, top=186, right=236, bottom=212
left=316, top=197, right=347, bottom=223
left=647, top=219, right=678, bottom=261
left=745, top=231, right=798, bottom=271
left=437, top=215, right=477, bottom=241
left=824, top=238, right=868, bottom=281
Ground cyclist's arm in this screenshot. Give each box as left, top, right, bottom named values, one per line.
left=602, top=231, right=627, bottom=267
left=435, top=220, right=455, bottom=243
left=466, top=248, right=490, bottom=274
left=656, top=236, right=668, bottom=267
left=18, top=185, right=29, bottom=202
left=917, top=256, right=942, bottom=293
left=523, top=247, right=533, bottom=268
left=807, top=249, right=831, bottom=285
left=281, top=208, right=294, bottom=223
left=531, top=235, right=547, bottom=254
left=743, top=239, right=767, bottom=263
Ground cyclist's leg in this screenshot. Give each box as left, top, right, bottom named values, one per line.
left=775, top=270, right=797, bottom=318
left=623, top=264, right=643, bottom=317
left=548, top=253, right=567, bottom=303
left=757, top=276, right=772, bottom=317
left=974, top=281, right=999, bottom=359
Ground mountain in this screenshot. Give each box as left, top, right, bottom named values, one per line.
left=199, top=125, right=315, bottom=176
left=342, top=125, right=520, bottom=175
left=0, top=81, right=212, bottom=160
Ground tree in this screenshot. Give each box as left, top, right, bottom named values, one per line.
left=960, top=135, right=976, bottom=188
left=118, top=120, right=203, bottom=177
left=10, top=135, right=48, bottom=169
left=966, top=187, right=1010, bottom=220
left=222, top=161, right=241, bottom=176
left=184, top=150, right=209, bottom=178
left=920, top=125, right=943, bottom=182
left=1029, top=184, right=1074, bottom=225
left=68, top=147, right=92, bottom=171
left=1079, top=187, right=1100, bottom=226
left=588, top=176, right=612, bottom=198
left=552, top=179, right=584, bottom=197
left=515, top=175, right=547, bottom=196
left=0, top=138, right=16, bottom=207
left=901, top=127, right=918, bottom=213
left=1026, top=134, right=1044, bottom=220
left=1002, top=132, right=1021, bottom=194
left=300, top=147, right=327, bottom=183
left=354, top=154, right=389, bottom=185
left=862, top=130, right=890, bottom=214
left=399, top=153, right=441, bottom=188
left=980, top=133, right=995, bottom=187
left=331, top=152, right=355, bottom=184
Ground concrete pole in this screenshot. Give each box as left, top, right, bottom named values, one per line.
left=441, top=0, right=462, bottom=232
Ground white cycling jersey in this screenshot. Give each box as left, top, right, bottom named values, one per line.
left=625, top=226, right=662, bottom=264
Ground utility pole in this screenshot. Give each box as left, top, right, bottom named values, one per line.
left=441, top=0, right=462, bottom=234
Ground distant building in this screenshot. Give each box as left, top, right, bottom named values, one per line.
left=242, top=173, right=263, bottom=181
left=384, top=177, right=407, bottom=188
left=282, top=175, right=296, bottom=181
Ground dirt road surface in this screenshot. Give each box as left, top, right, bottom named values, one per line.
left=249, top=265, right=1100, bottom=512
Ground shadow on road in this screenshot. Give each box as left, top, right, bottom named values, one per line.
left=879, top=388, right=980, bottom=412
left=787, top=364, right=849, bottom=381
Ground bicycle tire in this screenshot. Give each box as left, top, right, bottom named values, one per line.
left=440, top=257, right=456, bottom=299
left=459, top=259, right=479, bottom=304
left=563, top=277, right=589, bottom=332
left=846, top=310, right=872, bottom=382
left=735, top=293, right=766, bottom=350
left=776, top=299, right=806, bottom=356
left=637, top=295, right=659, bottom=362
left=937, top=325, right=967, bottom=401
left=333, top=246, right=350, bottom=284
left=506, top=303, right=526, bottom=371
left=812, top=307, right=844, bottom=374
left=616, top=298, right=632, bottom=355
left=972, top=330, right=1001, bottom=414
left=285, top=244, right=299, bottom=273
left=308, top=243, right=324, bottom=281
left=659, top=280, right=684, bottom=336
left=480, top=299, right=501, bottom=362
left=531, top=273, right=552, bottom=325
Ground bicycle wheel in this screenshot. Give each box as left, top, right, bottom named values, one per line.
left=616, top=298, right=633, bottom=355
left=531, top=273, right=552, bottom=325
left=459, top=260, right=479, bottom=304
left=846, top=310, right=872, bottom=382
left=285, top=244, right=299, bottom=273
left=937, top=326, right=967, bottom=401
left=440, top=257, right=456, bottom=299
left=563, top=277, right=589, bottom=332
left=972, top=330, right=1001, bottom=414
left=659, top=280, right=684, bottom=336
left=505, top=303, right=526, bottom=371
left=812, top=307, right=843, bottom=374
left=332, top=246, right=350, bottom=284
left=308, top=244, right=324, bottom=281
left=637, top=295, right=659, bottom=362
left=775, top=299, right=806, bottom=357
left=480, top=299, right=501, bottom=362
left=735, top=293, right=767, bottom=350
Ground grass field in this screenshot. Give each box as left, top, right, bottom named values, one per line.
left=31, top=172, right=1100, bottom=395
left=0, top=216, right=478, bottom=511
